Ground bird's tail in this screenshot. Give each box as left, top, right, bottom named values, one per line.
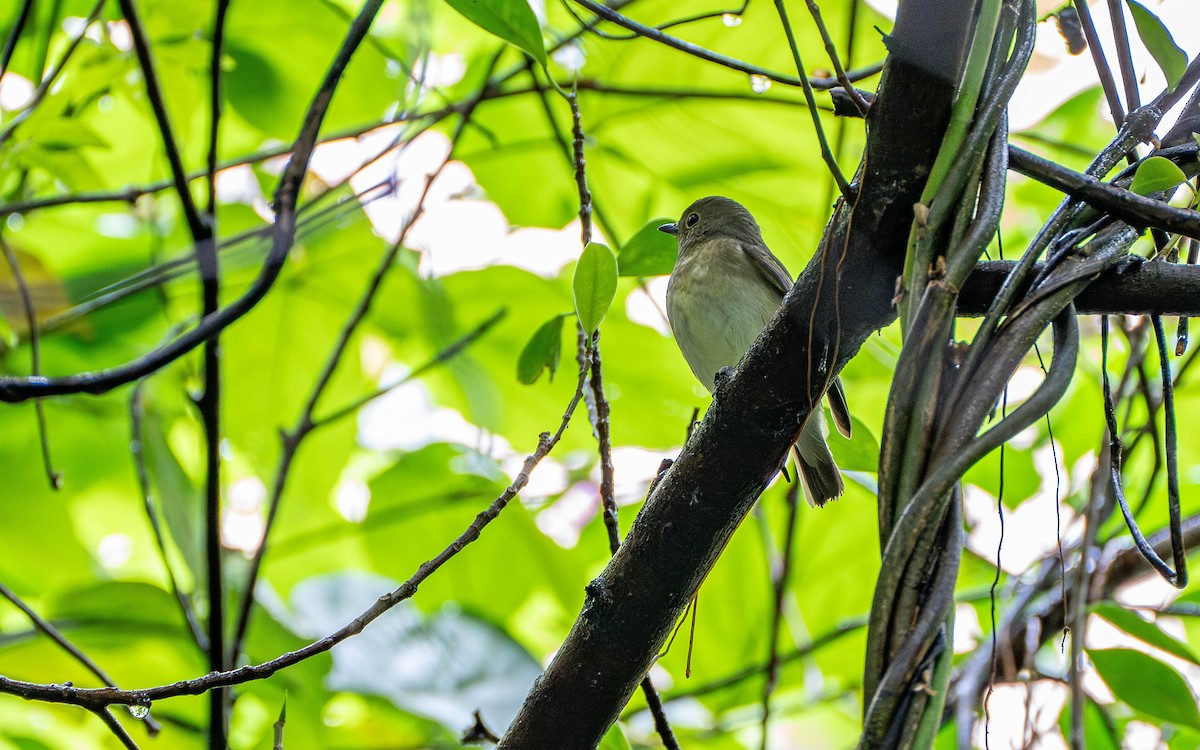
left=793, top=410, right=844, bottom=508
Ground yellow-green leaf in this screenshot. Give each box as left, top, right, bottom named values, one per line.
left=1129, top=155, right=1186, bottom=195
left=617, top=217, right=678, bottom=277
left=516, top=314, right=565, bottom=384
left=1088, top=648, right=1200, bottom=731
left=1126, top=0, right=1187, bottom=89
left=442, top=0, right=546, bottom=66
left=1092, top=602, right=1200, bottom=665
left=573, top=242, right=618, bottom=334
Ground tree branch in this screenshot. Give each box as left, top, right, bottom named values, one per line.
left=500, top=0, right=970, bottom=744
left=958, top=259, right=1200, bottom=316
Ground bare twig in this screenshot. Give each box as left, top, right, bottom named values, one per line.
left=0, top=0, right=107, bottom=148
left=572, top=0, right=882, bottom=92
left=773, top=0, right=852, bottom=199
left=804, top=0, right=869, bottom=114
left=0, top=232, right=60, bottom=488
left=0, top=581, right=161, bottom=736
left=93, top=707, right=140, bottom=750
left=1072, top=0, right=1126, bottom=126
left=228, top=156, right=447, bottom=657
left=565, top=83, right=679, bottom=749
left=0, top=0, right=34, bottom=82
left=0, top=354, right=592, bottom=711
left=1105, top=0, right=1139, bottom=114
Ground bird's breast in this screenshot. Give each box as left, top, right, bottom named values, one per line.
left=666, top=242, right=784, bottom=392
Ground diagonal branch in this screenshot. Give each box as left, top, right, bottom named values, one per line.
left=500, top=1, right=972, bottom=744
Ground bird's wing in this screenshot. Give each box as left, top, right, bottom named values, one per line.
left=743, top=241, right=852, bottom=437
left=827, top=377, right=853, bottom=439
left=741, top=240, right=793, bottom=298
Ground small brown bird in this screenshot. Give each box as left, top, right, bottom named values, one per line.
left=660, top=196, right=851, bottom=506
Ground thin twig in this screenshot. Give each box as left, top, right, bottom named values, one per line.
left=773, top=0, right=851, bottom=199
left=93, top=707, right=140, bottom=750
left=193, top=3, right=233, bottom=741
left=572, top=0, right=882, bottom=92
left=231, top=45, right=498, bottom=658
left=1105, top=0, right=1139, bottom=114
left=0, top=0, right=34, bottom=82
left=0, top=232, right=60, bottom=488
left=207, top=0, right=231, bottom=217
left=0, top=353, right=593, bottom=711
left=116, top=0, right=210, bottom=244
left=0, top=580, right=161, bottom=738
left=804, top=0, right=869, bottom=114
left=0, top=0, right=107, bottom=149
left=1072, top=0, right=1126, bottom=126
left=229, top=155, right=450, bottom=660
left=566, top=82, right=679, bottom=749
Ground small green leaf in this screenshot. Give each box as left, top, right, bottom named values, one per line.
left=1126, top=0, right=1187, bottom=89
left=442, top=0, right=546, bottom=66
left=573, top=242, right=618, bottom=334
left=1092, top=602, right=1200, bottom=665
left=617, top=217, right=679, bottom=277
left=827, top=413, right=880, bottom=473
left=1129, top=155, right=1187, bottom=195
left=516, top=315, right=564, bottom=384
left=1088, top=648, right=1200, bottom=731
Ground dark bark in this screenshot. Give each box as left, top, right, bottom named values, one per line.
left=959, top=259, right=1200, bottom=316
left=500, top=1, right=971, bottom=746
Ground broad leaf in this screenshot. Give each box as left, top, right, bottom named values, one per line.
left=517, top=314, right=565, bottom=384
left=573, top=242, right=618, bottom=334
left=1092, top=602, right=1200, bottom=665
left=442, top=0, right=546, bottom=66
left=618, top=217, right=678, bottom=277
left=1088, top=648, right=1200, bottom=731
left=1129, top=155, right=1187, bottom=196
left=1126, top=0, right=1187, bottom=89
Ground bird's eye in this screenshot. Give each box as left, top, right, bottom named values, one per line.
left=685, top=213, right=699, bottom=228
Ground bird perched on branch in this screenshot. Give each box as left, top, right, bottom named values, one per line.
left=660, top=196, right=851, bottom=507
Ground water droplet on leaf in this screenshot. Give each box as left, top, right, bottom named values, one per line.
left=722, top=13, right=742, bottom=27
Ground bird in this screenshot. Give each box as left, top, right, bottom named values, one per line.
left=659, top=195, right=851, bottom=507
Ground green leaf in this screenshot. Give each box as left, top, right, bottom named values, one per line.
left=1092, top=602, right=1200, bottom=665
left=617, top=218, right=678, bottom=277
left=1126, top=0, right=1187, bottom=89
left=1129, top=155, right=1187, bottom=195
left=516, top=314, right=565, bottom=384
left=442, top=0, right=546, bottom=66
left=1088, top=648, right=1200, bottom=730
left=573, top=242, right=618, bottom=334
left=827, top=413, right=880, bottom=473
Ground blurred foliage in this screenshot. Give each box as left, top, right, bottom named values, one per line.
left=0, top=0, right=1197, bottom=748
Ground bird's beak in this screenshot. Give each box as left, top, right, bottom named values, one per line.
left=658, top=222, right=678, bottom=235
